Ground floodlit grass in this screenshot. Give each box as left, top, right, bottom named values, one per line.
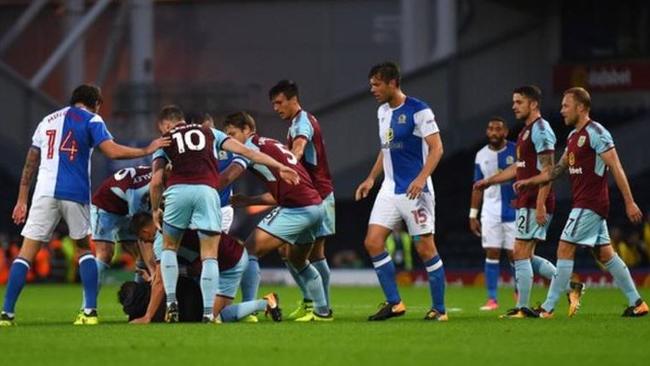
left=1, top=284, right=648, bottom=366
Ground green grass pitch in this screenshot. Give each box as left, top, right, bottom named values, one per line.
left=1, top=284, right=649, bottom=366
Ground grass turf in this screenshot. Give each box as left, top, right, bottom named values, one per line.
left=0, top=284, right=649, bottom=366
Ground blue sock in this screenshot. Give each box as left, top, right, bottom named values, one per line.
left=2, top=258, right=30, bottom=315
left=200, top=258, right=219, bottom=318
left=531, top=255, right=556, bottom=280
left=424, top=255, right=446, bottom=314
left=371, top=252, right=401, bottom=304
left=285, top=260, right=312, bottom=302
left=514, top=259, right=533, bottom=309
left=296, top=264, right=328, bottom=315
left=219, top=300, right=267, bottom=322
left=134, top=260, right=146, bottom=283
left=160, top=249, right=179, bottom=305
left=311, top=258, right=330, bottom=307
left=240, top=255, right=260, bottom=302
left=80, top=259, right=110, bottom=309
left=605, top=255, right=641, bottom=306
left=78, top=253, right=99, bottom=310
left=485, top=258, right=500, bottom=301
left=542, top=259, right=573, bottom=311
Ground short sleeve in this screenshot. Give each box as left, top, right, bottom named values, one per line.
left=589, top=126, right=615, bottom=154
left=291, top=113, right=314, bottom=141
left=31, top=122, right=44, bottom=149
left=211, top=128, right=230, bottom=149
left=152, top=148, right=169, bottom=162
left=473, top=163, right=484, bottom=182
left=413, top=108, right=439, bottom=138
left=88, top=114, right=113, bottom=147
left=532, top=121, right=556, bottom=153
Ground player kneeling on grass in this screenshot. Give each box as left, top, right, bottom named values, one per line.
left=123, top=212, right=281, bottom=323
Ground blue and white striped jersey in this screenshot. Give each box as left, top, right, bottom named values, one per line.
left=473, top=141, right=516, bottom=222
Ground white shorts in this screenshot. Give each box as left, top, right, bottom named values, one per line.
left=369, top=190, right=435, bottom=236
left=481, top=219, right=516, bottom=250
left=21, top=196, right=91, bottom=242
left=221, top=205, right=234, bottom=234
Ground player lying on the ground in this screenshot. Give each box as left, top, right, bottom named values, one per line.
left=124, top=212, right=281, bottom=323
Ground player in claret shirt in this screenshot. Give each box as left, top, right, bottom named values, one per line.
left=150, top=105, right=297, bottom=323
left=220, top=111, right=331, bottom=322
left=514, top=87, right=647, bottom=318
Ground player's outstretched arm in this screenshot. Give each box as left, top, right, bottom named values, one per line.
left=514, top=151, right=568, bottom=192
left=474, top=163, right=517, bottom=190
left=601, top=148, right=643, bottom=223
left=407, top=133, right=443, bottom=199
left=98, top=137, right=170, bottom=160
left=218, top=163, right=246, bottom=190
left=355, top=151, right=383, bottom=201
left=230, top=192, right=277, bottom=207
left=150, top=158, right=166, bottom=230
left=12, top=147, right=40, bottom=225
left=290, top=136, right=308, bottom=161
left=130, top=263, right=163, bottom=324
left=222, top=139, right=300, bottom=185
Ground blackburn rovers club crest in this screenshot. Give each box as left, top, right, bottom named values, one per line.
left=398, top=114, right=406, bottom=124
left=568, top=152, right=576, bottom=166
left=506, top=156, right=514, bottom=165
left=522, top=129, right=530, bottom=141
left=577, top=135, right=586, bottom=147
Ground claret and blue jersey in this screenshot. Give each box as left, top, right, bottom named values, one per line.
left=31, top=106, right=113, bottom=204
left=377, top=96, right=439, bottom=194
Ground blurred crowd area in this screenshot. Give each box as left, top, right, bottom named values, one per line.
left=1, top=215, right=649, bottom=284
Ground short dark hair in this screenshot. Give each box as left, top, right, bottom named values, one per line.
left=564, top=87, right=591, bottom=110
left=130, top=212, right=153, bottom=234
left=69, top=84, right=103, bottom=108
left=488, top=116, right=508, bottom=127
left=157, top=105, right=184, bottom=123
left=368, top=61, right=401, bottom=86
left=223, top=111, right=256, bottom=132
left=513, top=85, right=542, bottom=105
left=269, top=80, right=299, bottom=100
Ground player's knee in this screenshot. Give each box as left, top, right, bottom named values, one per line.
left=95, top=242, right=115, bottom=262
left=363, top=236, right=384, bottom=256
left=485, top=248, right=500, bottom=260
left=593, top=245, right=615, bottom=263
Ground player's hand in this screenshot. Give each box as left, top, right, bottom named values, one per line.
left=12, top=200, right=28, bottom=225
left=355, top=178, right=374, bottom=201
left=406, top=176, right=426, bottom=200
left=229, top=194, right=250, bottom=207
left=135, top=267, right=152, bottom=283
left=152, top=208, right=163, bottom=231
left=473, top=179, right=491, bottom=191
left=535, top=205, right=547, bottom=226
left=469, top=218, right=481, bottom=237
left=625, top=201, right=643, bottom=224
left=279, top=166, right=300, bottom=185
left=146, top=137, right=171, bottom=154
left=129, top=316, right=151, bottom=324
left=513, top=179, right=531, bottom=194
